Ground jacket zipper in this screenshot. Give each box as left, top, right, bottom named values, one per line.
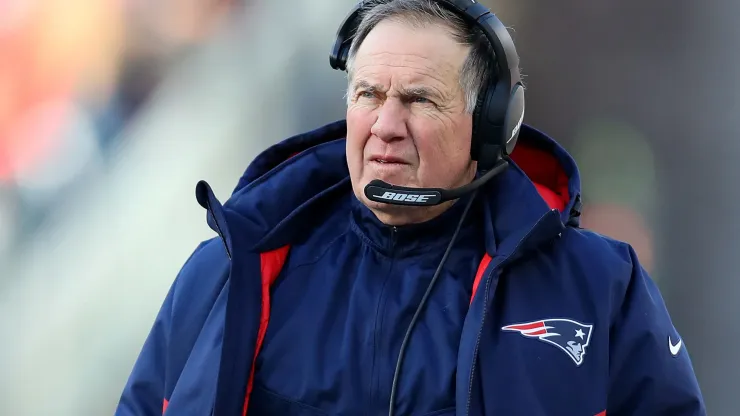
left=390, top=226, right=398, bottom=252
left=464, top=211, right=557, bottom=415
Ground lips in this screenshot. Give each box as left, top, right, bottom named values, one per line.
left=370, top=155, right=408, bottom=164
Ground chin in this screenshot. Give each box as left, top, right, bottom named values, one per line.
left=368, top=176, right=418, bottom=189
left=357, top=190, right=437, bottom=226
left=366, top=165, right=415, bottom=185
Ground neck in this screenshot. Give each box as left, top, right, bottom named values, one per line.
left=350, top=190, right=481, bottom=256
left=368, top=199, right=458, bottom=226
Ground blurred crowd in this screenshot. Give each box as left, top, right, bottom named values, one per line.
left=0, top=0, right=248, bottom=264
left=1, top=0, right=738, bottom=414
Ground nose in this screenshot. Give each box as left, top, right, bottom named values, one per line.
left=370, top=98, right=409, bottom=143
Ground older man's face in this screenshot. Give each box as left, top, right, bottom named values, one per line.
left=346, top=19, right=476, bottom=224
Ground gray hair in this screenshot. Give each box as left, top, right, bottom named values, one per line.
left=345, top=0, right=496, bottom=113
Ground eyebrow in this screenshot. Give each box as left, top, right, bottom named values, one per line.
left=399, top=85, right=443, bottom=102
left=352, top=80, right=385, bottom=94
left=352, top=80, right=444, bottom=101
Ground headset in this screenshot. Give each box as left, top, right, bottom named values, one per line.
left=330, top=0, right=525, bottom=207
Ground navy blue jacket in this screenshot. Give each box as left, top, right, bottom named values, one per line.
left=116, top=120, right=705, bottom=416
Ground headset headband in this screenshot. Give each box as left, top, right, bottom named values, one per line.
left=330, top=0, right=519, bottom=89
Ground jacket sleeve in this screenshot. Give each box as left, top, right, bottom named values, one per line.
left=115, top=242, right=209, bottom=416
left=115, top=275, right=178, bottom=416
left=607, top=245, right=706, bottom=415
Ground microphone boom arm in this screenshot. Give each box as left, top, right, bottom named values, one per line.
left=364, top=160, right=509, bottom=206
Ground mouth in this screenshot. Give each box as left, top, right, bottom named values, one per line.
left=370, top=156, right=408, bottom=164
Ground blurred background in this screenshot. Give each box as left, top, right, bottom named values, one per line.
left=0, top=0, right=735, bottom=414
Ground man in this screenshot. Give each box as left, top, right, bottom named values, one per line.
left=117, top=0, right=705, bottom=415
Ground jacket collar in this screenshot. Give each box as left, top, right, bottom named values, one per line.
left=198, top=119, right=581, bottom=257
left=349, top=191, right=483, bottom=257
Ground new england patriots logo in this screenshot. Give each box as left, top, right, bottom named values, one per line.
left=502, top=319, right=593, bottom=366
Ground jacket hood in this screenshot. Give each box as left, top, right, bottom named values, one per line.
left=199, top=119, right=582, bottom=254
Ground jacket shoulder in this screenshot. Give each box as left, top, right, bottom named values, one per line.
left=556, top=227, right=645, bottom=303
left=170, top=238, right=230, bottom=308
left=161, top=238, right=233, bottom=363
left=562, top=227, right=637, bottom=268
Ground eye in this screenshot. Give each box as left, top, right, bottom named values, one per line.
left=410, top=95, right=433, bottom=105
left=357, top=91, right=375, bottom=99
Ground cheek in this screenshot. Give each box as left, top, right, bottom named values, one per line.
left=415, top=125, right=464, bottom=165
left=414, top=120, right=472, bottom=178
left=414, top=136, right=445, bottom=166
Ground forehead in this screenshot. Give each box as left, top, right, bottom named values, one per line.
left=352, top=19, right=469, bottom=89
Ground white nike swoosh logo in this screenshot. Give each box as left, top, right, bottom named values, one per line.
left=669, top=336, right=682, bottom=356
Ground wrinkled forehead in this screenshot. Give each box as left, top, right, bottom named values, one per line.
left=350, top=19, right=469, bottom=86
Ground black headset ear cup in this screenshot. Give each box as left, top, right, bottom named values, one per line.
left=502, top=83, right=525, bottom=155
left=470, top=81, right=490, bottom=161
